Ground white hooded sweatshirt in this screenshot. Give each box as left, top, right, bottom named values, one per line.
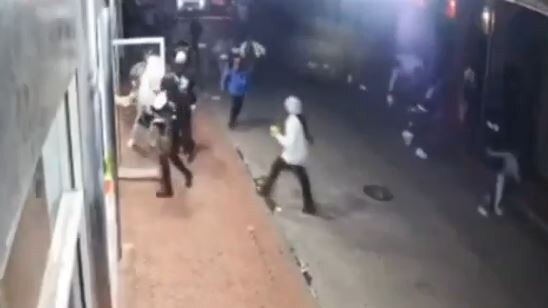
left=275, top=96, right=308, bottom=165
left=137, top=55, right=164, bottom=110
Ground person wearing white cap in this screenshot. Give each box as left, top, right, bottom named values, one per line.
left=259, top=96, right=316, bottom=215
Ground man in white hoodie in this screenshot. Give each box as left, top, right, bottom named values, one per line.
left=259, top=96, right=316, bottom=215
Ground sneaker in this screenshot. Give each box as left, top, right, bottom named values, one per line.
left=185, top=173, right=193, bottom=188
left=127, top=138, right=135, bottom=148
left=495, top=206, right=504, bottom=217
left=187, top=149, right=196, bottom=163
left=302, top=207, right=317, bottom=216
left=156, top=190, right=174, bottom=198
left=477, top=205, right=490, bottom=218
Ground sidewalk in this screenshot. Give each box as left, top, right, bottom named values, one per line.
left=118, top=108, right=317, bottom=308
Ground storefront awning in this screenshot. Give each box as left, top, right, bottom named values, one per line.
left=504, top=0, right=548, bottom=16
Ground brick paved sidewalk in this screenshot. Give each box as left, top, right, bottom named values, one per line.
left=118, top=107, right=317, bottom=308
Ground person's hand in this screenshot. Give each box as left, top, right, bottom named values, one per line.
left=270, top=125, right=280, bottom=137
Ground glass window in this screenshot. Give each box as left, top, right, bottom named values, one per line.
left=42, top=94, right=74, bottom=223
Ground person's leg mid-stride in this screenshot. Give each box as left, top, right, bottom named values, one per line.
left=260, top=157, right=315, bottom=214
left=229, top=95, right=245, bottom=129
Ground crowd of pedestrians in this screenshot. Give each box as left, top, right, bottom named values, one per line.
left=116, top=18, right=317, bottom=215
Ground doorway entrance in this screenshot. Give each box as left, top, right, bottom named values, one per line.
left=111, top=37, right=166, bottom=179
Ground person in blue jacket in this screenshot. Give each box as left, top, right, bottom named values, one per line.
left=224, top=56, right=250, bottom=129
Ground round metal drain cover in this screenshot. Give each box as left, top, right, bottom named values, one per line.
left=363, top=185, right=394, bottom=202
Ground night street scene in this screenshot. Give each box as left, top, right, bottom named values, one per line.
left=3, top=0, right=548, bottom=307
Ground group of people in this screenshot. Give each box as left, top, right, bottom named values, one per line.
left=117, top=31, right=317, bottom=215
left=386, top=53, right=521, bottom=218
left=117, top=41, right=198, bottom=198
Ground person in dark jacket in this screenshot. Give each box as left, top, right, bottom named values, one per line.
left=151, top=81, right=193, bottom=198
left=224, top=57, right=250, bottom=129
left=161, top=72, right=196, bottom=162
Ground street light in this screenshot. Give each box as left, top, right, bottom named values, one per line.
left=446, top=0, right=457, bottom=19
left=482, top=5, right=495, bottom=34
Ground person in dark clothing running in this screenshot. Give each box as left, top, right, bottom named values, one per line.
left=151, top=84, right=193, bottom=198
left=259, top=96, right=316, bottom=215
left=224, top=57, right=250, bottom=129
left=169, top=48, right=198, bottom=159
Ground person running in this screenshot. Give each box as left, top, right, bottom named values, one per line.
left=477, top=120, right=521, bottom=217
left=259, top=96, right=316, bottom=215
left=151, top=77, right=194, bottom=198
left=224, top=57, right=250, bottom=129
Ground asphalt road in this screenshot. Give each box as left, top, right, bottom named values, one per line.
left=203, top=67, right=548, bottom=308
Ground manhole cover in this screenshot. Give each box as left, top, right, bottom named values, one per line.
left=363, top=185, right=394, bottom=202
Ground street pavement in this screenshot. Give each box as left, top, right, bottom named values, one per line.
left=204, top=68, right=548, bottom=308
left=117, top=108, right=317, bottom=308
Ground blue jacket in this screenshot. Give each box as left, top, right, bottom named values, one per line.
left=226, top=69, right=249, bottom=96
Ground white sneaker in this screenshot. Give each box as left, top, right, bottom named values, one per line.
left=477, top=205, right=490, bottom=218
left=495, top=206, right=504, bottom=216
left=402, top=130, right=414, bottom=147
left=127, top=138, right=135, bottom=148
left=415, top=147, right=428, bottom=160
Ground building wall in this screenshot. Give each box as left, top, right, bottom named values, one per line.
left=0, top=0, right=117, bottom=307
left=0, top=0, right=80, bottom=271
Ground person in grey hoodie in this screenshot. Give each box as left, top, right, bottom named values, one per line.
left=259, top=96, right=316, bottom=215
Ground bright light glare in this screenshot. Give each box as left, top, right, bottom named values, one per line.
left=482, top=6, right=491, bottom=33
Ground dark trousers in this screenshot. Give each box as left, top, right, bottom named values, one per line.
left=178, top=124, right=195, bottom=158
left=229, top=95, right=245, bottom=126
left=174, top=110, right=195, bottom=158
left=261, top=157, right=315, bottom=211
left=159, top=137, right=193, bottom=194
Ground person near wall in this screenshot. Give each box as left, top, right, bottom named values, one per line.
left=223, top=57, right=250, bottom=129
left=259, top=96, right=316, bottom=215
left=164, top=68, right=197, bottom=161
left=151, top=78, right=194, bottom=198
